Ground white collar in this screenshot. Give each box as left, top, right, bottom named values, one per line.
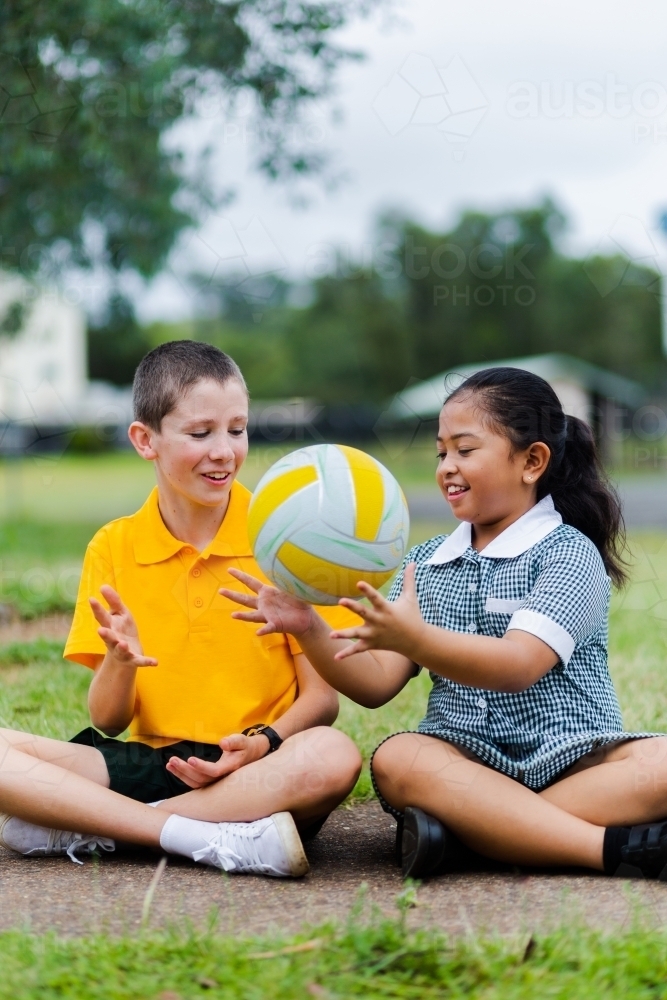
left=426, top=495, right=562, bottom=565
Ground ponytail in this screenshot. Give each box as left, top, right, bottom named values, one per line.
left=447, top=367, right=628, bottom=586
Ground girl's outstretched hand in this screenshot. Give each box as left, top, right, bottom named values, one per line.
left=219, top=568, right=317, bottom=637
left=331, top=563, right=423, bottom=661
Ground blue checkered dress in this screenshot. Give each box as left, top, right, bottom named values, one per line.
left=372, top=517, right=654, bottom=814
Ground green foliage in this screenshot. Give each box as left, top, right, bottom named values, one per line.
left=0, top=0, right=367, bottom=281
left=392, top=199, right=664, bottom=391
left=87, top=294, right=152, bottom=386
left=3, top=913, right=667, bottom=998
left=282, top=272, right=412, bottom=403
left=168, top=200, right=665, bottom=401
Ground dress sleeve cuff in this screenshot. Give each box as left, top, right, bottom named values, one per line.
left=506, top=609, right=575, bottom=666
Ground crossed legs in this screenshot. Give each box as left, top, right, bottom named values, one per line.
left=372, top=733, right=667, bottom=870
left=0, top=727, right=361, bottom=847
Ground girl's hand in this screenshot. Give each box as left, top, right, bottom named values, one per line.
left=165, top=733, right=270, bottom=789
left=219, top=568, right=317, bottom=637
left=331, top=563, right=423, bottom=661
left=89, top=585, right=158, bottom=668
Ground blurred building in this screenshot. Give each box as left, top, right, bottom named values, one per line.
left=0, top=271, right=135, bottom=453
left=383, top=352, right=648, bottom=460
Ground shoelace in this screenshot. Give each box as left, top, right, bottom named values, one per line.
left=192, top=818, right=275, bottom=874
left=44, top=829, right=116, bottom=865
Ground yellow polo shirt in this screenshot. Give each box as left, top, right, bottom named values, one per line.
left=64, top=482, right=359, bottom=747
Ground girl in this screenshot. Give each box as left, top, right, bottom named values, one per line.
left=222, top=367, right=667, bottom=881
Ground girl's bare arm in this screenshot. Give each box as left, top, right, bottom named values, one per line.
left=219, top=570, right=416, bottom=708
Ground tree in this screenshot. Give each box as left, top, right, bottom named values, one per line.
left=87, top=294, right=151, bottom=385
left=0, top=0, right=369, bottom=282
left=203, top=200, right=665, bottom=401
left=390, top=200, right=665, bottom=391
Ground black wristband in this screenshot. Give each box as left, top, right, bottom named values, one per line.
left=242, top=724, right=283, bottom=754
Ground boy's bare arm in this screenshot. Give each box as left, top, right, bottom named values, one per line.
left=87, top=585, right=157, bottom=736
left=164, top=652, right=340, bottom=789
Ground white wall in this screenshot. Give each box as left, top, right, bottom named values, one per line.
left=0, top=273, right=86, bottom=425
left=550, top=379, right=592, bottom=424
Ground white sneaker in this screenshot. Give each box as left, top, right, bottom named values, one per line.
left=185, top=812, right=309, bottom=877
left=0, top=814, right=115, bottom=865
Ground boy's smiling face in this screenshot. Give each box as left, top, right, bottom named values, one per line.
left=131, top=377, right=249, bottom=509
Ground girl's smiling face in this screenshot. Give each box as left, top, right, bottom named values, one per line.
left=436, top=393, right=550, bottom=532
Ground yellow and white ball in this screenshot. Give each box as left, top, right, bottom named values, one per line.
left=247, top=444, right=410, bottom=605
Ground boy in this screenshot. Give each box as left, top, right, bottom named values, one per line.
left=0, top=342, right=361, bottom=877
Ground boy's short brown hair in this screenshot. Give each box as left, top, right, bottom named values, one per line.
left=133, top=340, right=247, bottom=430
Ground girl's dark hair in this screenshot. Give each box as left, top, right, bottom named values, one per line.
left=446, top=366, right=627, bottom=586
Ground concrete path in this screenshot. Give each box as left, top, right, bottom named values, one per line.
left=406, top=476, right=667, bottom=530
left=2, top=803, right=666, bottom=939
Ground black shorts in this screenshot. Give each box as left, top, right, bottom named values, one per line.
left=70, top=727, right=222, bottom=803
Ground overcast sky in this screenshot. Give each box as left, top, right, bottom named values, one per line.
left=135, top=0, right=667, bottom=323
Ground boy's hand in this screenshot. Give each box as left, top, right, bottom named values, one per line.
left=165, top=732, right=271, bottom=789
left=219, top=568, right=316, bottom=637
left=331, top=563, right=423, bottom=661
left=89, top=585, right=158, bottom=668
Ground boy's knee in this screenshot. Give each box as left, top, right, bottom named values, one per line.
left=291, top=727, right=361, bottom=790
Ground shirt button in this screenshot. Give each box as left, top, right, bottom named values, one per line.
left=467, top=622, right=477, bottom=633
left=192, top=567, right=201, bottom=578
left=183, top=546, right=193, bottom=555
left=194, top=597, right=203, bottom=608
left=468, top=583, right=477, bottom=593
left=477, top=697, right=487, bottom=709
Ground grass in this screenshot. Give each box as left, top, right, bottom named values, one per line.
left=3, top=906, right=667, bottom=998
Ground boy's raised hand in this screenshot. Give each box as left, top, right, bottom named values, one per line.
left=330, top=562, right=423, bottom=660
left=219, top=568, right=316, bottom=637
left=89, top=585, right=158, bottom=668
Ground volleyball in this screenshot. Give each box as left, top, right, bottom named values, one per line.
left=247, top=444, right=410, bottom=605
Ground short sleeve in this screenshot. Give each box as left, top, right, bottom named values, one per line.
left=507, top=534, right=610, bottom=667
left=386, top=544, right=425, bottom=603
left=64, top=531, right=116, bottom=668
left=287, top=603, right=363, bottom=656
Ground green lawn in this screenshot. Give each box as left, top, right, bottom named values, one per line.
left=4, top=910, right=667, bottom=999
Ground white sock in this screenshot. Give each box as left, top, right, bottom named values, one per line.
left=159, top=813, right=220, bottom=860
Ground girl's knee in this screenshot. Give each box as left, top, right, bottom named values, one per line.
left=372, top=734, right=415, bottom=786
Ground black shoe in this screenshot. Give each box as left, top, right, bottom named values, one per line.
left=613, top=823, right=667, bottom=880
left=395, top=816, right=404, bottom=866
left=400, top=807, right=493, bottom=878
